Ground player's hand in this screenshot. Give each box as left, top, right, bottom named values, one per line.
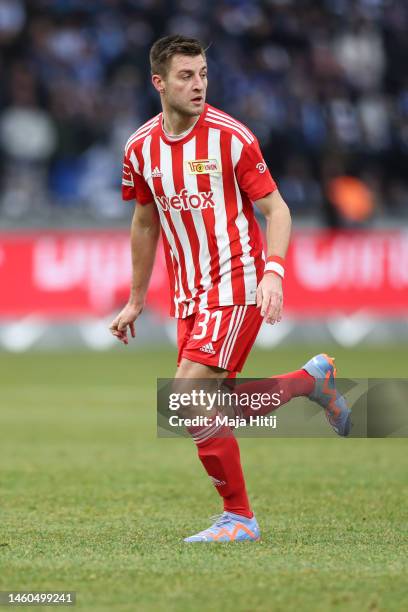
left=109, top=301, right=143, bottom=345
left=256, top=274, right=283, bottom=325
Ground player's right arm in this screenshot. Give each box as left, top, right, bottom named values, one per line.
left=109, top=201, right=160, bottom=344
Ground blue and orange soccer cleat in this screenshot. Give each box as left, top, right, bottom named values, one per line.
left=184, top=512, right=260, bottom=543
left=302, top=353, right=352, bottom=437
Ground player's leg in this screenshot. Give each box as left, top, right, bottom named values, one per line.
left=175, top=359, right=251, bottom=515
left=229, top=368, right=314, bottom=418
left=175, top=358, right=260, bottom=543
left=231, top=355, right=351, bottom=436
left=175, top=307, right=262, bottom=542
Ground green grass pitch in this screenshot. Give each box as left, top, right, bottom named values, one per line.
left=1, top=346, right=407, bottom=611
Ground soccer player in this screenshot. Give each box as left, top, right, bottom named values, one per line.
left=110, top=35, right=351, bottom=543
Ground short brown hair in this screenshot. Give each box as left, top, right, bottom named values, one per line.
left=150, top=35, right=206, bottom=76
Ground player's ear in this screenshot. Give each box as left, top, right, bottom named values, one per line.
left=152, top=74, right=165, bottom=94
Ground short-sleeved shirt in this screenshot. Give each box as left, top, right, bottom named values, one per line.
left=122, top=103, right=277, bottom=318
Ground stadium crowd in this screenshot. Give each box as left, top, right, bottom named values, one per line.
left=0, top=0, right=407, bottom=225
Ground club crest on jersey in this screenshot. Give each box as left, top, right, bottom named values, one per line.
left=186, top=159, right=221, bottom=175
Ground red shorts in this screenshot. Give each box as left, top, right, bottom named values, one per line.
left=177, top=305, right=263, bottom=375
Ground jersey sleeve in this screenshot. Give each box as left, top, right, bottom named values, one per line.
left=122, top=150, right=154, bottom=204
left=235, top=139, right=277, bottom=202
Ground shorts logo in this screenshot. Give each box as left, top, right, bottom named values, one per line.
left=155, top=189, right=215, bottom=212
left=186, top=159, right=221, bottom=175
left=256, top=161, right=267, bottom=174
left=200, top=342, right=216, bottom=355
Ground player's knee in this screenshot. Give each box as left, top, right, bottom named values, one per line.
left=170, top=374, right=220, bottom=419
left=176, top=357, right=226, bottom=379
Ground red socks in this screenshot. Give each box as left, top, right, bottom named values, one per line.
left=232, top=369, right=314, bottom=420
left=188, top=421, right=253, bottom=518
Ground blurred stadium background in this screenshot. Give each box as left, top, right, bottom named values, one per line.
left=0, top=0, right=407, bottom=350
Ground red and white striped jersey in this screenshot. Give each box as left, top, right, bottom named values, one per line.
left=122, top=103, right=277, bottom=318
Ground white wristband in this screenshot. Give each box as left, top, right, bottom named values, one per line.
left=264, top=261, right=285, bottom=279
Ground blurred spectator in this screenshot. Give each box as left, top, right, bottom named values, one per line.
left=0, top=0, right=407, bottom=224
left=0, top=0, right=25, bottom=44
left=279, top=156, right=322, bottom=216
left=327, top=176, right=375, bottom=225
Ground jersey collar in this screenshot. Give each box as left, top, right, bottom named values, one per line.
left=159, top=103, right=208, bottom=146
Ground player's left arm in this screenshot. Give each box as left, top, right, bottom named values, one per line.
left=254, top=190, right=292, bottom=324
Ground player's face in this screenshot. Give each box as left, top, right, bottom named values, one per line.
left=162, top=54, right=207, bottom=116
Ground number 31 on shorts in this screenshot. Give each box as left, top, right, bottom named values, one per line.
left=193, top=309, right=223, bottom=341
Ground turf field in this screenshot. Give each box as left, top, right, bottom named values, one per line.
left=1, top=346, right=407, bottom=612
